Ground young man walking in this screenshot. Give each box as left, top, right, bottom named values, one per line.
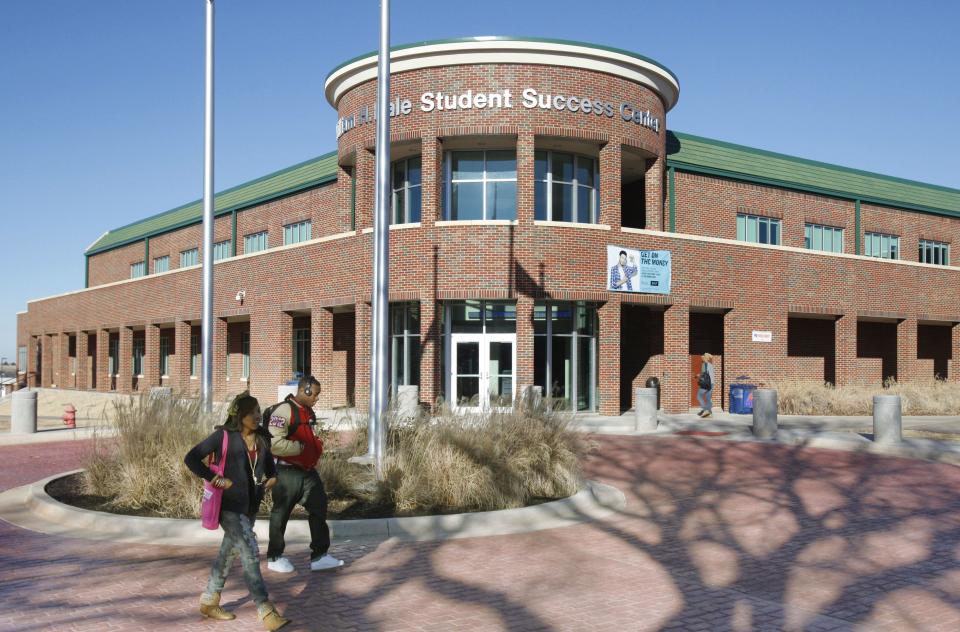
left=265, top=375, right=344, bottom=573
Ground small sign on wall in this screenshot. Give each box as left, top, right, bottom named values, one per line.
left=752, top=331, right=773, bottom=343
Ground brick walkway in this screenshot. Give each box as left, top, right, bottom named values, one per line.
left=1, top=437, right=959, bottom=631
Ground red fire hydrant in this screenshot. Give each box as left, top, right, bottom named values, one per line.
left=62, top=404, right=76, bottom=429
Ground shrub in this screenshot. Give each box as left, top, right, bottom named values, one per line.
left=771, top=379, right=960, bottom=416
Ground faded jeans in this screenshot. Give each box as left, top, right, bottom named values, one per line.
left=697, top=387, right=713, bottom=412
left=203, top=510, right=268, bottom=605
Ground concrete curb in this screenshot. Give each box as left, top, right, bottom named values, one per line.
left=0, top=470, right=626, bottom=547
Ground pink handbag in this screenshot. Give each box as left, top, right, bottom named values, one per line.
left=200, top=430, right=230, bottom=530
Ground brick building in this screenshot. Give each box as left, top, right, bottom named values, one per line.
left=14, top=37, right=960, bottom=415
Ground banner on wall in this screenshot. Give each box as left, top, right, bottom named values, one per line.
left=606, top=246, right=672, bottom=295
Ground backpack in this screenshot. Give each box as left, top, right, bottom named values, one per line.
left=697, top=368, right=712, bottom=390
left=260, top=395, right=304, bottom=439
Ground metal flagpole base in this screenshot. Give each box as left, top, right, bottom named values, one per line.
left=347, top=454, right=376, bottom=466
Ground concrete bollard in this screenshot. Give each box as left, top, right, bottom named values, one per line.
left=396, top=385, right=420, bottom=421
left=11, top=389, right=38, bottom=434
left=752, top=388, right=778, bottom=440
left=873, top=395, right=902, bottom=444
left=518, top=385, right=543, bottom=411
left=634, top=387, right=658, bottom=432
left=149, top=386, right=173, bottom=399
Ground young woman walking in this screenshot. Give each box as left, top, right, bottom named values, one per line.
left=185, top=392, right=290, bottom=630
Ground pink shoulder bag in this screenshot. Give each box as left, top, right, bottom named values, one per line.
left=200, top=430, right=230, bottom=530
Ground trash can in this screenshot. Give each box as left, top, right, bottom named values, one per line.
left=729, top=383, right=757, bottom=414
left=644, top=376, right=660, bottom=410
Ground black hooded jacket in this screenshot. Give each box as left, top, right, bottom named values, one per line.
left=184, top=428, right=277, bottom=516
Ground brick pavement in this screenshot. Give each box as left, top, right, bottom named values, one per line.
left=1, top=436, right=960, bottom=631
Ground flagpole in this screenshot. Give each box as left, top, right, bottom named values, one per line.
left=201, top=0, right=215, bottom=412
left=369, top=0, right=391, bottom=478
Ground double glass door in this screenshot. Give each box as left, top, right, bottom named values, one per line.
left=450, top=333, right=515, bottom=410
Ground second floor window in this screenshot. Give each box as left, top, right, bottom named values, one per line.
left=445, top=150, right=517, bottom=221
left=213, top=240, right=231, bottom=261
left=244, top=231, right=268, bottom=254
left=804, top=223, right=844, bottom=253
left=284, top=220, right=311, bottom=245
left=534, top=151, right=598, bottom=223
left=392, top=157, right=422, bottom=224
left=180, top=248, right=199, bottom=267
left=919, top=239, right=949, bottom=265
left=864, top=232, right=899, bottom=260
left=736, top=213, right=781, bottom=245
left=153, top=255, right=169, bottom=273
left=130, top=261, right=146, bottom=278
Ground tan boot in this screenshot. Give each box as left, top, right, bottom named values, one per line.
left=257, top=601, right=290, bottom=631
left=199, top=592, right=236, bottom=621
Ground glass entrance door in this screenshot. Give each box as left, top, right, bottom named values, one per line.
left=450, top=333, right=515, bottom=410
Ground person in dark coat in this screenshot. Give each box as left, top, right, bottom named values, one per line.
left=184, top=392, right=289, bottom=630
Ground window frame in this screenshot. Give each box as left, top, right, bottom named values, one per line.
left=863, top=232, right=900, bottom=260
left=243, top=231, right=268, bottom=254
left=919, top=239, right=950, bottom=266
left=180, top=248, right=199, bottom=268
left=130, top=261, right=146, bottom=279
left=736, top=213, right=781, bottom=245
left=283, top=221, right=312, bottom=245
left=212, top=240, right=231, bottom=261
left=804, top=223, right=844, bottom=253
left=392, top=156, right=422, bottom=224
left=18, top=346, right=27, bottom=374
left=292, top=327, right=310, bottom=377
left=390, top=302, right=421, bottom=395
left=534, top=150, right=599, bottom=224
left=444, top=149, right=518, bottom=221
left=190, top=332, right=200, bottom=377
left=159, top=334, right=171, bottom=377
left=153, top=255, right=170, bottom=274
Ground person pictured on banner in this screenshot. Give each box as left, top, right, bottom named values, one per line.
left=697, top=353, right=716, bottom=418
left=184, top=392, right=290, bottom=630
left=610, top=250, right=637, bottom=291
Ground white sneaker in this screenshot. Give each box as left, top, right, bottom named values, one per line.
left=310, top=554, right=344, bottom=571
left=266, top=557, right=295, bottom=573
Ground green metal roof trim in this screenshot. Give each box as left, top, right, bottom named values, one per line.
left=324, top=36, right=680, bottom=85
left=666, top=132, right=960, bottom=218
left=85, top=152, right=338, bottom=255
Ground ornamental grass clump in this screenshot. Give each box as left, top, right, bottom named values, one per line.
left=772, top=379, right=960, bottom=416
left=83, top=394, right=215, bottom=518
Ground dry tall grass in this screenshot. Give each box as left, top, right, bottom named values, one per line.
left=772, top=379, right=960, bottom=416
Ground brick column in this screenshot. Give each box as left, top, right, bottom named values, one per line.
left=645, top=156, right=664, bottom=231
left=27, top=336, right=39, bottom=388
left=354, top=301, right=371, bottom=413
left=54, top=332, right=68, bottom=388
left=951, top=323, right=960, bottom=382
left=212, top=317, right=228, bottom=401
left=76, top=332, right=89, bottom=390
left=599, top=142, right=622, bottom=230
left=421, top=134, right=441, bottom=226
left=41, top=334, right=53, bottom=387
left=663, top=302, right=690, bottom=413
left=311, top=307, right=334, bottom=408
left=597, top=297, right=622, bottom=415
left=418, top=299, right=440, bottom=408
left=834, top=314, right=858, bottom=386
left=118, top=327, right=133, bottom=393
left=515, top=296, right=535, bottom=397
left=896, top=318, right=917, bottom=383
left=172, top=321, right=192, bottom=395
left=516, top=130, right=536, bottom=225
left=143, top=324, right=160, bottom=389
left=95, top=330, right=110, bottom=392
left=354, top=149, right=375, bottom=232
left=249, top=310, right=293, bottom=406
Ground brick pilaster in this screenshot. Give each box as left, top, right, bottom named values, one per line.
left=54, top=332, right=68, bottom=388
left=76, top=332, right=89, bottom=390
left=118, top=327, right=133, bottom=393
left=597, top=297, right=622, bottom=415
left=95, top=330, right=110, bottom=392
left=354, top=149, right=375, bottom=232
left=143, top=324, right=160, bottom=389
left=516, top=130, right=536, bottom=225
left=663, top=302, right=690, bottom=413
left=421, top=134, right=440, bottom=226
left=28, top=336, right=39, bottom=388
left=951, top=323, right=960, bottom=382
left=599, top=142, right=622, bottom=230
left=173, top=321, right=192, bottom=395
left=249, top=310, right=293, bottom=406
left=311, top=307, right=333, bottom=408
left=354, top=301, right=371, bottom=413
left=896, top=318, right=917, bottom=383
left=41, top=334, right=53, bottom=387
left=834, top=314, right=858, bottom=386
left=645, top=156, right=663, bottom=231
left=212, top=317, right=228, bottom=401
left=418, top=298, right=440, bottom=407
left=515, top=296, right=535, bottom=396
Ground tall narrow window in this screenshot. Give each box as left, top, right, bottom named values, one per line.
left=863, top=232, right=900, bottom=259
left=804, top=223, right=844, bottom=253
left=241, top=330, right=250, bottom=379
left=283, top=221, right=312, bottom=245
left=534, top=302, right=597, bottom=411
left=18, top=346, right=27, bottom=374
left=292, top=327, right=311, bottom=376
left=736, top=213, right=781, bottom=245
left=109, top=337, right=119, bottom=376
left=130, top=261, right=146, bottom=278
left=390, top=303, right=421, bottom=395
left=132, top=336, right=145, bottom=376
left=445, top=150, right=517, bottom=220
left=153, top=255, right=169, bottom=273
left=159, top=334, right=171, bottom=376
left=190, top=332, right=200, bottom=376
left=213, top=240, right=231, bottom=261
left=919, top=239, right=949, bottom=265
left=534, top=151, right=598, bottom=223
left=244, top=231, right=268, bottom=254
left=392, top=157, right=422, bottom=224
left=180, top=248, right=199, bottom=267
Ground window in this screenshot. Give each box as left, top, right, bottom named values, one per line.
left=864, top=232, right=900, bottom=260
left=153, top=255, right=169, bottom=273
left=190, top=332, right=200, bottom=376
left=109, top=337, right=119, bottom=376
left=919, top=239, right=949, bottom=266
left=534, top=302, right=597, bottom=411
left=244, top=231, right=268, bottom=254
left=241, top=330, right=250, bottom=379
left=213, top=240, right=231, bottom=261
left=292, top=327, right=310, bottom=376
left=283, top=221, right=311, bottom=245
left=18, top=346, right=27, bottom=374
left=392, top=157, right=422, bottom=224
left=132, top=336, right=145, bottom=376
left=391, top=303, right=421, bottom=395
left=736, top=214, right=781, bottom=245
left=804, top=224, right=844, bottom=253
left=180, top=248, right=199, bottom=267
left=534, top=151, right=598, bottom=223
left=130, top=261, right=146, bottom=278
left=445, top=150, right=517, bottom=220
left=159, top=334, right=171, bottom=376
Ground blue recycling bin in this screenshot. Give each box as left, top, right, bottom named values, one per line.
left=729, top=383, right=757, bottom=414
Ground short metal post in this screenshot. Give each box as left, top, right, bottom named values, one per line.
left=752, top=388, right=778, bottom=439
left=873, top=395, right=902, bottom=444
left=634, top=387, right=658, bottom=432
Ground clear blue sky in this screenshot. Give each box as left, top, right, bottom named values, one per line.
left=1, top=0, right=958, bottom=361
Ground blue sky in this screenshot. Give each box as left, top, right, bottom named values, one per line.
left=1, top=0, right=958, bottom=361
